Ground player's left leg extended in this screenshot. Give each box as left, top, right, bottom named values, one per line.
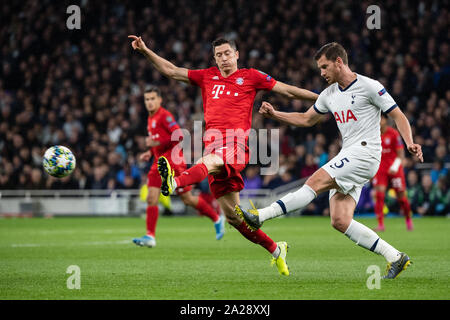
left=179, top=191, right=225, bottom=240
left=330, top=192, right=412, bottom=279
left=219, top=192, right=289, bottom=276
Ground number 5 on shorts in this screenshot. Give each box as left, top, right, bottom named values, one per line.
left=329, top=157, right=349, bottom=169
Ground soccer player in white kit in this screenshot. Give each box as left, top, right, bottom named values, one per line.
left=235, top=42, right=424, bottom=279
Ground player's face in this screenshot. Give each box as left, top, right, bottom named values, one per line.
left=316, top=55, right=339, bottom=84
left=144, top=92, right=162, bottom=114
left=213, top=44, right=239, bottom=74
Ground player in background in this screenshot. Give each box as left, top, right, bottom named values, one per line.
left=129, top=35, right=318, bottom=275
left=133, top=86, right=224, bottom=248
left=236, top=42, right=423, bottom=279
left=372, top=115, right=414, bottom=231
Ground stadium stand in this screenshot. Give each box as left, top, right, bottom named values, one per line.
left=0, top=0, right=448, bottom=216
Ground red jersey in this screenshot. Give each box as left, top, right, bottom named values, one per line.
left=147, top=107, right=182, bottom=160
left=188, top=67, right=277, bottom=140
left=379, top=126, right=403, bottom=172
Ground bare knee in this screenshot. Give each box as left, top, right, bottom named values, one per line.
left=331, top=216, right=351, bottom=233
left=225, top=213, right=242, bottom=227
left=147, top=196, right=159, bottom=207
left=197, top=154, right=224, bottom=175
left=147, top=187, right=160, bottom=207
left=221, top=205, right=241, bottom=227
left=306, top=168, right=339, bottom=194
left=180, top=193, right=197, bottom=207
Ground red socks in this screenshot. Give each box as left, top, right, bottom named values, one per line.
left=146, top=206, right=158, bottom=237
left=398, top=196, right=413, bottom=229
left=175, top=163, right=209, bottom=188
left=374, top=191, right=385, bottom=227
left=235, top=221, right=278, bottom=253
left=196, top=195, right=220, bottom=222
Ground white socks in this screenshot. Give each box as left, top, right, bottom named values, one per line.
left=259, top=184, right=317, bottom=222
left=258, top=186, right=401, bottom=264
left=271, top=245, right=280, bottom=258
left=344, top=219, right=401, bottom=263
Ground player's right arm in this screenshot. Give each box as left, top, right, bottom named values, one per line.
left=128, top=35, right=189, bottom=83
left=259, top=101, right=323, bottom=127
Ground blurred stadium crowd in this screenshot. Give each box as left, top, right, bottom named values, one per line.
left=0, top=0, right=449, bottom=215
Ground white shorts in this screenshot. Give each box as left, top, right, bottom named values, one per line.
left=322, top=145, right=380, bottom=204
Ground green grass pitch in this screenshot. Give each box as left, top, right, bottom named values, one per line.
left=0, top=216, right=449, bottom=300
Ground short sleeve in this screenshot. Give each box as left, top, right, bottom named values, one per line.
left=369, top=80, right=398, bottom=114
left=188, top=69, right=206, bottom=87
left=313, top=91, right=329, bottom=114
left=250, top=69, right=277, bottom=91
left=163, top=112, right=180, bottom=134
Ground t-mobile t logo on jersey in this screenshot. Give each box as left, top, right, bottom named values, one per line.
left=212, top=85, right=225, bottom=99
left=211, top=84, right=239, bottom=99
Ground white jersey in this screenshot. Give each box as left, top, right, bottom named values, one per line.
left=314, top=73, right=398, bottom=160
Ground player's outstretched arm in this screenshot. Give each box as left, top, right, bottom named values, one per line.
left=259, top=101, right=322, bottom=127
left=388, top=107, right=424, bottom=162
left=271, top=81, right=319, bottom=102
left=128, top=35, right=189, bottom=83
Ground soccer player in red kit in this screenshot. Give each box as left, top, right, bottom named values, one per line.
left=132, top=86, right=224, bottom=248
left=129, top=35, right=318, bottom=274
left=372, top=115, right=414, bottom=231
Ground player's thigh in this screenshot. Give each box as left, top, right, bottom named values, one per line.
left=147, top=187, right=161, bottom=206
left=196, top=153, right=224, bottom=174
left=374, top=184, right=386, bottom=193
left=329, top=192, right=356, bottom=233
left=372, top=171, right=388, bottom=193
left=305, top=168, right=340, bottom=194
left=216, top=192, right=241, bottom=226
left=389, top=170, right=407, bottom=193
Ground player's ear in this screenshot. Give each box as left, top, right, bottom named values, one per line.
left=235, top=50, right=239, bottom=60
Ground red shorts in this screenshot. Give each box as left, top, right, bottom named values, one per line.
left=147, top=160, right=192, bottom=195
left=204, top=140, right=250, bottom=199
left=372, top=166, right=406, bottom=192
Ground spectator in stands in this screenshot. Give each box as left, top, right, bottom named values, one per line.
left=430, top=176, right=450, bottom=216
left=0, top=0, right=447, bottom=218
left=243, top=165, right=263, bottom=191
left=430, top=160, right=448, bottom=184
left=264, top=168, right=295, bottom=190
left=414, top=174, right=435, bottom=216
left=300, top=154, right=318, bottom=179
left=116, top=160, right=141, bottom=189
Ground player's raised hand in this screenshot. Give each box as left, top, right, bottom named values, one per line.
left=259, top=101, right=276, bottom=118
left=145, top=136, right=160, bottom=147
left=407, top=143, right=424, bottom=162
left=128, top=35, right=148, bottom=53
left=139, top=151, right=152, bottom=162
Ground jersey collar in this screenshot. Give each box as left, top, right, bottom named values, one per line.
left=338, top=75, right=358, bottom=92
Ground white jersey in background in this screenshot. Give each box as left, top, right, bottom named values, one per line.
left=314, top=73, right=398, bottom=161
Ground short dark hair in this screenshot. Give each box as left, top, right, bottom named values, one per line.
left=211, top=38, right=237, bottom=54
left=314, top=42, right=348, bottom=65
left=144, top=85, right=161, bottom=96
